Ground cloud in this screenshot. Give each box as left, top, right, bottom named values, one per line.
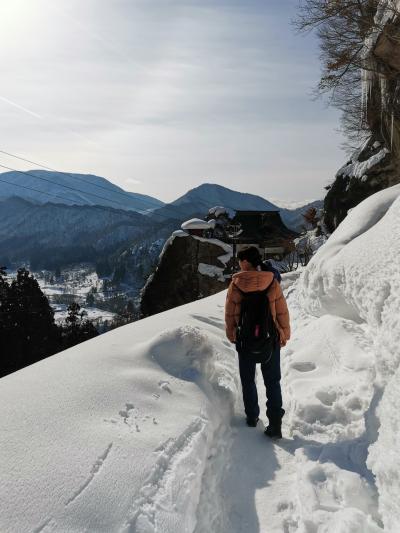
left=125, top=177, right=142, bottom=186
left=0, top=95, right=42, bottom=119
left=0, top=0, right=344, bottom=203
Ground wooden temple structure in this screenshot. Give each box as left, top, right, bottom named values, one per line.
left=229, top=210, right=298, bottom=260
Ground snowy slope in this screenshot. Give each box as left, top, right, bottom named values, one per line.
left=0, top=295, right=240, bottom=533
left=1, top=186, right=399, bottom=532
left=0, top=170, right=164, bottom=213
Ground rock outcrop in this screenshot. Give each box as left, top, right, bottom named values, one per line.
left=140, top=231, right=232, bottom=317
left=324, top=137, right=395, bottom=231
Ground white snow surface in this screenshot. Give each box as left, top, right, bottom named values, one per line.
left=2, top=186, right=400, bottom=532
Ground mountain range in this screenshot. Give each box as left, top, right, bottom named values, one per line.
left=0, top=170, right=164, bottom=213
left=0, top=170, right=321, bottom=274
left=152, top=183, right=321, bottom=230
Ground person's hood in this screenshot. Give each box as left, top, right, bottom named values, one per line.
left=231, top=270, right=274, bottom=293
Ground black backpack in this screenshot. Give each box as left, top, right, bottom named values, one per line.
left=235, top=282, right=278, bottom=363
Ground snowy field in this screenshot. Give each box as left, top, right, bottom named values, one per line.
left=1, top=185, right=399, bottom=532
left=51, top=303, right=116, bottom=325
left=10, top=267, right=119, bottom=323
left=32, top=266, right=103, bottom=298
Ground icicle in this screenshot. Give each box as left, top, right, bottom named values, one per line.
left=361, top=59, right=374, bottom=119
left=390, top=111, right=394, bottom=151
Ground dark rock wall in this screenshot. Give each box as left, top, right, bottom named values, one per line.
left=140, top=234, right=231, bottom=317
left=324, top=138, right=395, bottom=232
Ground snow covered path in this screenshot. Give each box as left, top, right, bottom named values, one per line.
left=192, top=271, right=381, bottom=533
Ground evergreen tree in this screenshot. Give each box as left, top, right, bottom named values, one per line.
left=86, top=291, right=95, bottom=307
left=3, top=268, right=60, bottom=376
left=61, top=302, right=98, bottom=349
left=0, top=267, right=14, bottom=376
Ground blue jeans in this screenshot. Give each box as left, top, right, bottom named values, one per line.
left=238, top=345, right=283, bottom=419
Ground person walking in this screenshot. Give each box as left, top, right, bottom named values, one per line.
left=225, top=246, right=290, bottom=438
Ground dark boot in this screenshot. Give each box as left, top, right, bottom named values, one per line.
left=246, top=417, right=259, bottom=427
left=264, top=409, right=285, bottom=439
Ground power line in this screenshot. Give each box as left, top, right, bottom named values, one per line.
left=0, top=162, right=141, bottom=211
left=0, top=151, right=212, bottom=222
left=0, top=176, right=80, bottom=205
left=0, top=174, right=157, bottom=236
left=0, top=149, right=158, bottom=209
left=0, top=168, right=182, bottom=233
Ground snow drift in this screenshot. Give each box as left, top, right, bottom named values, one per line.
left=291, top=184, right=400, bottom=531
left=0, top=298, right=240, bottom=533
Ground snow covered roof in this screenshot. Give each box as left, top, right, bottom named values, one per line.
left=208, top=206, right=228, bottom=218
left=207, top=219, right=216, bottom=228
left=181, top=218, right=212, bottom=231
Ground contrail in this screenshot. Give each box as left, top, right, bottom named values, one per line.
left=0, top=95, right=42, bottom=119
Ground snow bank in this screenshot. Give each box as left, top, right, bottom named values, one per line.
left=0, top=294, right=239, bottom=533
left=289, top=184, right=400, bottom=531
left=302, top=184, right=400, bottom=371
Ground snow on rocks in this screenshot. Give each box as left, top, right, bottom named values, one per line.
left=208, top=206, right=228, bottom=218
left=198, top=263, right=226, bottom=282
left=336, top=147, right=389, bottom=181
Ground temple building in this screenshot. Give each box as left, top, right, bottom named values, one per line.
left=229, top=210, right=298, bottom=260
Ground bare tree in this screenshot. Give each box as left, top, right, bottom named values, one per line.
left=295, top=0, right=392, bottom=143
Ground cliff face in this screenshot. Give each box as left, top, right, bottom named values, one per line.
left=324, top=137, right=394, bottom=231
left=325, top=4, right=400, bottom=232
left=140, top=232, right=232, bottom=317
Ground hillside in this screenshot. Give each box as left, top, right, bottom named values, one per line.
left=1, top=185, right=399, bottom=532
left=0, top=197, right=153, bottom=267
left=150, top=183, right=279, bottom=222
left=0, top=170, right=164, bottom=213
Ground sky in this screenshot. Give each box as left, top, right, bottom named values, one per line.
left=0, top=0, right=345, bottom=204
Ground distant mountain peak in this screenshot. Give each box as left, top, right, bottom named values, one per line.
left=0, top=169, right=164, bottom=214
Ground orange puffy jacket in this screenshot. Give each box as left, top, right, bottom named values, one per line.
left=224, top=270, right=290, bottom=346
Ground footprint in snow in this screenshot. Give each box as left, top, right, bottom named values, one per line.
left=119, top=403, right=135, bottom=424
left=291, top=361, right=316, bottom=373
left=316, top=389, right=337, bottom=406
left=158, top=380, right=172, bottom=394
